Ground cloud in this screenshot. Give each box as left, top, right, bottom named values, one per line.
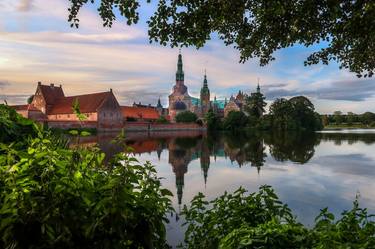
left=0, top=81, right=10, bottom=88
left=17, top=0, right=34, bottom=12
left=312, top=154, right=375, bottom=177
left=117, top=89, right=169, bottom=106
left=263, top=79, right=375, bottom=102
left=0, top=94, right=30, bottom=104
left=0, top=30, right=144, bottom=45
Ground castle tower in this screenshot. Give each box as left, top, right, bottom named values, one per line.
left=200, top=71, right=210, bottom=116
left=176, top=51, right=184, bottom=84
left=156, top=97, right=163, bottom=115
left=169, top=51, right=192, bottom=121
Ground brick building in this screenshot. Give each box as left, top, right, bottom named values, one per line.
left=13, top=82, right=123, bottom=131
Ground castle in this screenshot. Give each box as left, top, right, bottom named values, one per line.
left=168, top=52, right=259, bottom=121
left=11, top=51, right=261, bottom=129
left=168, top=52, right=226, bottom=121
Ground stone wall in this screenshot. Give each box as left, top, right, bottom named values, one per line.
left=48, top=112, right=98, bottom=121
left=47, top=120, right=97, bottom=130
left=125, top=122, right=206, bottom=132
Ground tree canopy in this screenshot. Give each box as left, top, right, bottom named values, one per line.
left=269, top=96, right=323, bottom=131
left=68, top=0, right=375, bottom=77
left=175, top=111, right=198, bottom=123
left=244, top=90, right=266, bottom=119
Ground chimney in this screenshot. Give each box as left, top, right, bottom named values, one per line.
left=50, top=83, right=54, bottom=88
left=59, top=84, right=62, bottom=88
left=110, top=88, right=112, bottom=92
left=38, top=81, right=41, bottom=86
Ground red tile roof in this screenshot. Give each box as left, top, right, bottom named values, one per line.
left=49, top=92, right=113, bottom=115
left=38, top=84, right=64, bottom=105
left=11, top=104, right=40, bottom=111
left=121, top=106, right=160, bottom=120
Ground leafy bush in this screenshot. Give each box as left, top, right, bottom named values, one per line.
left=205, top=109, right=222, bottom=131
left=0, top=106, right=174, bottom=249
left=175, top=111, right=198, bottom=123
left=0, top=104, right=39, bottom=144
left=156, top=116, right=169, bottom=124
left=223, top=111, right=248, bottom=131
left=182, top=186, right=375, bottom=249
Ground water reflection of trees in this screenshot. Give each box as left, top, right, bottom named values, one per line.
left=223, top=133, right=266, bottom=172
left=264, top=132, right=319, bottom=164
left=317, top=133, right=375, bottom=145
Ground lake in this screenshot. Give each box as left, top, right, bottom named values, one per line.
left=78, top=129, right=375, bottom=247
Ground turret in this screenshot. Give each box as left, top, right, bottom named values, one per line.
left=157, top=97, right=162, bottom=108
left=176, top=51, right=184, bottom=83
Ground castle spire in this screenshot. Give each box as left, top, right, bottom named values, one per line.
left=257, top=77, right=260, bottom=93
left=176, top=50, right=184, bottom=82
left=157, top=97, right=162, bottom=108
left=200, top=70, right=210, bottom=96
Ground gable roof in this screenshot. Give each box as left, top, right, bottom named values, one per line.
left=11, top=104, right=41, bottom=111
left=49, top=92, right=113, bottom=115
left=121, top=106, right=160, bottom=120
left=38, top=84, right=64, bottom=105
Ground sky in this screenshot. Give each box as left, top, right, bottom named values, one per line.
left=0, top=0, right=375, bottom=114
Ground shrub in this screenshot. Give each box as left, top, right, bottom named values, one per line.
left=182, top=186, right=375, bottom=249
left=156, top=116, right=169, bottom=124
left=0, top=107, right=174, bottom=249
left=175, top=111, right=198, bottom=123
left=223, top=111, right=248, bottom=131
left=0, top=104, right=39, bottom=144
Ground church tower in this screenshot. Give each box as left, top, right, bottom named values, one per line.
left=200, top=71, right=210, bottom=116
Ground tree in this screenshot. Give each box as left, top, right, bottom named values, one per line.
left=175, top=111, right=198, bottom=123
left=269, top=98, right=295, bottom=130
left=244, top=90, right=266, bottom=119
left=333, top=111, right=344, bottom=125
left=289, top=96, right=319, bottom=130
left=361, top=112, right=375, bottom=126
left=269, top=96, right=322, bottom=131
left=27, top=95, right=34, bottom=104
left=321, top=115, right=329, bottom=127
left=156, top=115, right=169, bottom=124
left=205, top=109, right=221, bottom=131
left=68, top=0, right=375, bottom=77
left=222, top=111, right=248, bottom=131
left=347, top=112, right=356, bottom=125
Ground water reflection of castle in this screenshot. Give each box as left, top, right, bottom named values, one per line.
left=124, top=132, right=269, bottom=205
left=77, top=131, right=326, bottom=206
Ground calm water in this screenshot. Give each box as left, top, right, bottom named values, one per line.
left=79, top=130, right=375, bottom=247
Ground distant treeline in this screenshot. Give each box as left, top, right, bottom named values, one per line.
left=322, top=111, right=375, bottom=127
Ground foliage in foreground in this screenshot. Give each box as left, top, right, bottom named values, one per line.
left=182, top=186, right=375, bottom=249
left=0, top=105, right=173, bottom=249
left=0, top=104, right=38, bottom=144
